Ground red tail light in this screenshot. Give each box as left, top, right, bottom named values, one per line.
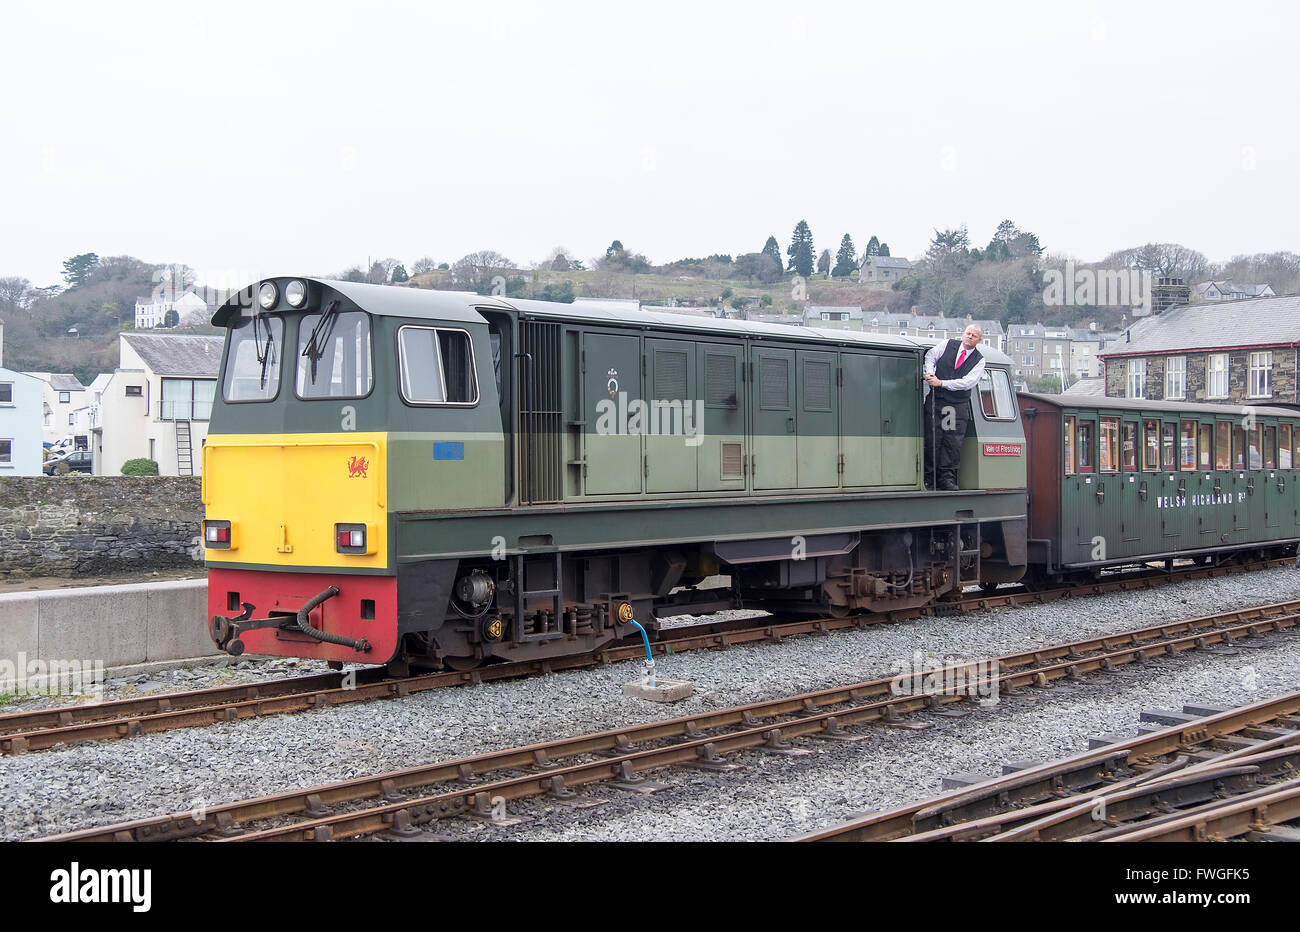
left=204, top=520, right=233, bottom=549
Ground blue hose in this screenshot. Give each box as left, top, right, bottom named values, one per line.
left=627, top=619, right=656, bottom=685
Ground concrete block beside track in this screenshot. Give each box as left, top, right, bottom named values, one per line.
left=0, top=579, right=215, bottom=673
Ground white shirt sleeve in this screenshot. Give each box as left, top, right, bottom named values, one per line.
left=923, top=341, right=945, bottom=375
left=943, top=355, right=987, bottom=393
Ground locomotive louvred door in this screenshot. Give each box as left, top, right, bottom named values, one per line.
left=644, top=339, right=698, bottom=493
left=840, top=353, right=884, bottom=487
left=582, top=332, right=643, bottom=495
left=752, top=347, right=796, bottom=490
left=796, top=350, right=838, bottom=489
left=697, top=343, right=746, bottom=492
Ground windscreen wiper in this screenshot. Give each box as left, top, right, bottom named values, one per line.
left=253, top=313, right=276, bottom=389
left=300, top=299, right=340, bottom=384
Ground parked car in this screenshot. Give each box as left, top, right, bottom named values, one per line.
left=43, top=451, right=93, bottom=475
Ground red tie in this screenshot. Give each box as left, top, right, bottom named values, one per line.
left=956, top=348, right=967, bottom=368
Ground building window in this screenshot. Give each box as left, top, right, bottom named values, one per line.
left=160, top=378, right=216, bottom=420
left=125, top=385, right=143, bottom=396
left=1165, top=356, right=1186, bottom=400
left=1248, top=351, right=1272, bottom=398
left=67, top=412, right=74, bottom=426
left=59, top=391, right=70, bottom=403
left=1127, top=358, right=1147, bottom=398
left=0, top=382, right=11, bottom=404
left=0, top=439, right=10, bottom=464
left=1206, top=354, right=1228, bottom=398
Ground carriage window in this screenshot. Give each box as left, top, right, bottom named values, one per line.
left=1248, top=424, right=1262, bottom=469
left=1216, top=422, right=1231, bottom=469
left=1198, top=424, right=1212, bottom=470
left=1282, top=425, right=1294, bottom=469
left=1121, top=422, right=1138, bottom=471
left=296, top=309, right=373, bottom=399
left=1077, top=420, right=1095, bottom=473
left=1143, top=419, right=1161, bottom=471
left=1180, top=421, right=1196, bottom=471
left=398, top=326, right=479, bottom=405
left=977, top=369, right=1015, bottom=419
left=1064, top=416, right=1076, bottom=475
left=1233, top=425, right=1247, bottom=470
left=1264, top=426, right=1277, bottom=470
left=1161, top=422, right=1176, bottom=471
left=1099, top=417, right=1119, bottom=472
left=223, top=314, right=284, bottom=402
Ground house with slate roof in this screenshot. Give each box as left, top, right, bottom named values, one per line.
left=1099, top=294, right=1300, bottom=404
left=95, top=333, right=223, bottom=476
left=23, top=371, right=87, bottom=447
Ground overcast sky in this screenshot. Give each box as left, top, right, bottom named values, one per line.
left=3, top=0, right=1297, bottom=289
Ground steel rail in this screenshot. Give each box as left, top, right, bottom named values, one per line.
left=5, top=556, right=1293, bottom=757
left=39, top=601, right=1300, bottom=842
left=797, top=688, right=1300, bottom=842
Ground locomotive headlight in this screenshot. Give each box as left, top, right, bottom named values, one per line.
left=285, top=279, right=307, bottom=307
left=258, top=281, right=278, bottom=310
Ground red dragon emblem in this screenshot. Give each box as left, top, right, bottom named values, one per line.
left=347, top=456, right=368, bottom=478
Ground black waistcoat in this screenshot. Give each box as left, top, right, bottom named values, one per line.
left=933, top=340, right=981, bottom=404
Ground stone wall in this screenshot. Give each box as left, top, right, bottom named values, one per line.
left=1104, top=348, right=1298, bottom=404
left=0, top=477, right=203, bottom=578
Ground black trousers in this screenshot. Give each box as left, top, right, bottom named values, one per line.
left=923, top=394, right=970, bottom=488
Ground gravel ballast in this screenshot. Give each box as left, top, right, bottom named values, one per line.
left=4, top=565, right=1300, bottom=841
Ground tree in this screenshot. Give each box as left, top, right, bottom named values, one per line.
left=543, top=246, right=576, bottom=271
left=833, top=234, right=857, bottom=277
left=863, top=235, right=880, bottom=259
left=449, top=250, right=515, bottom=291
left=367, top=261, right=388, bottom=284
left=1030, top=375, right=1062, bottom=393
left=984, top=220, right=1044, bottom=262
left=411, top=256, right=438, bottom=276
left=390, top=265, right=409, bottom=284
left=1103, top=243, right=1208, bottom=281
left=605, top=240, right=625, bottom=260
left=720, top=287, right=733, bottom=300
left=163, top=308, right=180, bottom=327
left=0, top=276, right=33, bottom=312
left=62, top=253, right=99, bottom=288
left=762, top=236, right=783, bottom=276
left=787, top=220, right=815, bottom=278
left=879, top=243, right=890, bottom=257
left=817, top=249, right=831, bottom=276
left=340, top=266, right=367, bottom=283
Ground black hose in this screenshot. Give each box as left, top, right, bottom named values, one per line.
left=297, top=585, right=371, bottom=652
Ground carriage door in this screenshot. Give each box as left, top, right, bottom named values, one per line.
left=796, top=350, right=838, bottom=489
left=879, top=355, right=920, bottom=486
left=752, top=347, right=797, bottom=489
left=582, top=331, right=643, bottom=495
left=1118, top=419, right=1141, bottom=553
left=840, top=353, right=884, bottom=488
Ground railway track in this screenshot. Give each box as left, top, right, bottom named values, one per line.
left=2, top=555, right=1292, bottom=757
left=797, top=688, right=1300, bottom=843
left=38, top=593, right=1300, bottom=842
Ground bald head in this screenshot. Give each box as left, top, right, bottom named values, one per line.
left=961, top=325, right=983, bottom=349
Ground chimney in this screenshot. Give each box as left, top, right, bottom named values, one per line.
left=1152, top=277, right=1190, bottom=315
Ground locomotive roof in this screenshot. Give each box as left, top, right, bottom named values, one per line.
left=214, top=278, right=1014, bottom=364
left=1018, top=392, right=1300, bottom=419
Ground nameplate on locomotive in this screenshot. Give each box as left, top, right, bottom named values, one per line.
left=982, top=443, right=1023, bottom=456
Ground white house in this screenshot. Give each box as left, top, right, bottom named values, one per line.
left=24, top=372, right=87, bottom=447
left=0, top=321, right=44, bottom=475
left=133, top=291, right=211, bottom=329
left=95, top=333, right=222, bottom=477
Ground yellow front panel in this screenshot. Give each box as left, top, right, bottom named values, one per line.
left=202, top=432, right=388, bottom=570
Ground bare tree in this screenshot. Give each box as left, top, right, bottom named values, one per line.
left=449, top=250, right=515, bottom=290
left=411, top=256, right=438, bottom=276
left=0, top=276, right=33, bottom=311
left=1103, top=243, right=1209, bottom=282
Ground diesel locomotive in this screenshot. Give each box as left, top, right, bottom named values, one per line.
left=201, top=278, right=1300, bottom=673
